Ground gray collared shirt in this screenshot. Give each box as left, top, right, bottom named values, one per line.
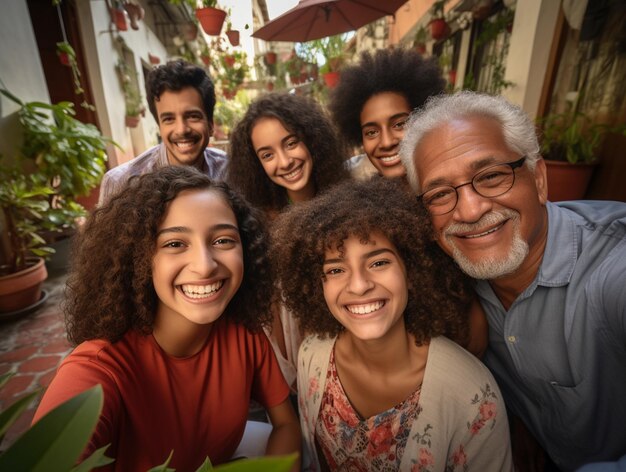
left=478, top=201, right=626, bottom=471
left=98, top=143, right=227, bottom=206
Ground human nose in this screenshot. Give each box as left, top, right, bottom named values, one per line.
left=452, top=184, right=493, bottom=223
left=174, top=117, right=189, bottom=134
left=276, top=149, right=294, bottom=170
left=346, top=268, right=374, bottom=295
left=189, top=245, right=218, bottom=276
left=379, top=127, right=399, bottom=149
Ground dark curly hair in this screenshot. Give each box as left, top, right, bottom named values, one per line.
left=271, top=177, right=472, bottom=346
left=146, top=59, right=216, bottom=123
left=329, top=48, right=445, bottom=147
left=226, top=92, right=349, bottom=213
left=65, top=166, right=273, bottom=345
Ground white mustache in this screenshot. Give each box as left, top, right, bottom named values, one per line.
left=444, top=209, right=519, bottom=236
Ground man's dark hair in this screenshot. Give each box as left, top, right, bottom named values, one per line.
left=146, top=59, right=216, bottom=123
left=329, top=48, right=445, bottom=147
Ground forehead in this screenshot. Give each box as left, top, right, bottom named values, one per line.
left=160, top=189, right=235, bottom=226
left=414, top=115, right=514, bottom=186
left=251, top=117, right=289, bottom=140
left=360, top=92, right=411, bottom=125
left=155, top=87, right=203, bottom=112
left=325, top=231, right=395, bottom=255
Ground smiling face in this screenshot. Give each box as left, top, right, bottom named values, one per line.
left=251, top=117, right=315, bottom=203
left=152, top=189, right=244, bottom=329
left=414, top=115, right=548, bottom=280
left=360, top=92, right=411, bottom=178
left=155, top=87, right=213, bottom=168
left=322, top=232, right=408, bottom=342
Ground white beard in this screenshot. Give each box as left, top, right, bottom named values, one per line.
left=443, top=210, right=529, bottom=280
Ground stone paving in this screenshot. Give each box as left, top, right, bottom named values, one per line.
left=0, top=271, right=70, bottom=452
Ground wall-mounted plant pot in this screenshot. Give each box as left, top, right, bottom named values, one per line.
left=545, top=160, right=597, bottom=201
left=125, top=115, right=140, bottom=128
left=195, top=7, right=226, bottom=36
left=111, top=6, right=129, bottom=31
left=58, top=52, right=71, bottom=66
left=201, top=55, right=211, bottom=66
left=415, top=43, right=427, bottom=55
left=323, top=71, right=340, bottom=89
left=472, top=0, right=494, bottom=20
left=429, top=18, right=449, bottom=41
left=226, top=29, right=240, bottom=47
left=448, top=69, right=457, bottom=85
left=224, top=55, right=236, bottom=67
left=264, top=52, right=277, bottom=65
left=266, top=82, right=274, bottom=92
left=0, top=258, right=48, bottom=314
left=222, top=88, right=237, bottom=100
left=148, top=53, right=160, bottom=65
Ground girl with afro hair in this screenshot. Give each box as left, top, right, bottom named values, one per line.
left=271, top=178, right=512, bottom=471
left=33, top=166, right=300, bottom=471
left=226, top=92, right=350, bottom=391
left=329, top=48, right=444, bottom=180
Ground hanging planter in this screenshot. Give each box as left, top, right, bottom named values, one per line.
left=323, top=71, right=340, bottom=89
left=266, top=81, right=274, bottom=92
left=125, top=115, right=140, bottom=128
left=222, top=88, right=237, bottom=100
left=224, top=54, right=236, bottom=67
left=264, top=51, right=277, bottom=65
left=148, top=53, right=160, bottom=65
left=472, top=0, right=494, bottom=20
left=429, top=18, right=449, bottom=40
left=225, top=29, right=240, bottom=47
left=123, top=1, right=144, bottom=30
left=195, top=7, right=227, bottom=36
left=448, top=69, right=457, bottom=85
left=111, top=2, right=129, bottom=32
left=201, top=54, right=211, bottom=66
left=415, top=43, right=427, bottom=55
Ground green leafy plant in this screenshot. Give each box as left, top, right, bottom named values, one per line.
left=539, top=111, right=626, bottom=164
left=429, top=0, right=448, bottom=19
left=55, top=41, right=94, bottom=111
left=0, top=372, right=298, bottom=471
left=297, top=34, right=349, bottom=74
left=218, top=50, right=249, bottom=95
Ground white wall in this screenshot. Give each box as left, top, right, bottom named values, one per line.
left=0, top=0, right=50, bottom=159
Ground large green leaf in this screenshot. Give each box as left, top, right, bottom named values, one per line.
left=70, top=444, right=114, bottom=472
left=0, top=389, right=41, bottom=441
left=0, top=385, right=103, bottom=472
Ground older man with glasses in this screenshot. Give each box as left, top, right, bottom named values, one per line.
left=399, top=91, right=626, bottom=472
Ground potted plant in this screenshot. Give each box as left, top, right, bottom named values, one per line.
left=218, top=50, right=249, bottom=99
left=429, top=0, right=449, bottom=41
left=414, top=25, right=429, bottom=55
left=55, top=41, right=94, bottom=111
left=300, top=34, right=348, bottom=89
left=539, top=109, right=626, bottom=201
left=195, top=1, right=227, bottom=36
left=224, top=14, right=240, bottom=47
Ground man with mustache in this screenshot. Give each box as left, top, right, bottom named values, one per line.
left=99, top=59, right=226, bottom=205
left=399, top=91, right=626, bottom=472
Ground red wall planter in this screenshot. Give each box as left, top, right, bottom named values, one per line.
left=429, top=18, right=449, bottom=41
left=545, top=160, right=597, bottom=201
left=195, top=7, right=226, bottom=36
left=323, top=71, right=340, bottom=89
left=226, top=30, right=240, bottom=47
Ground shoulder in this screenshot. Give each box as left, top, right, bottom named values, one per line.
left=550, top=200, right=626, bottom=240
left=298, top=335, right=334, bottom=376
left=203, top=146, right=228, bottom=179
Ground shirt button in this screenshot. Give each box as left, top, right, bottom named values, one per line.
left=507, top=335, right=516, bottom=343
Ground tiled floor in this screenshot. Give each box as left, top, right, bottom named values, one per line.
left=0, top=270, right=70, bottom=452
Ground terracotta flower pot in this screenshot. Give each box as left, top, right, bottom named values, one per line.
left=125, top=115, right=140, bottom=128
left=264, top=52, right=277, bottom=65
left=429, top=18, right=448, bottom=41
left=222, top=88, right=237, bottom=100
left=148, top=53, right=160, bottom=65
left=266, top=82, right=274, bottom=92
left=226, top=29, right=240, bottom=47
left=195, top=7, right=226, bottom=36
left=201, top=55, right=211, bottom=66
left=224, top=55, right=236, bottom=67
left=544, top=160, right=597, bottom=202
left=448, top=69, right=457, bottom=85
left=0, top=258, right=48, bottom=313
left=58, top=52, right=71, bottom=67
left=415, top=43, right=427, bottom=55
left=323, top=71, right=340, bottom=89
left=111, top=6, right=129, bottom=32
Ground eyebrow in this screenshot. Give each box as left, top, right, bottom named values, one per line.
left=255, top=133, right=297, bottom=155
left=422, top=155, right=501, bottom=190
left=323, top=247, right=396, bottom=265
left=360, top=112, right=410, bottom=130
left=156, top=223, right=239, bottom=237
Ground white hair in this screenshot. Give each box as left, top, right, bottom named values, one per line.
left=399, top=91, right=541, bottom=192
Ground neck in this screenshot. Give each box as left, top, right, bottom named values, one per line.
left=287, top=182, right=316, bottom=204
left=490, top=211, right=549, bottom=310
left=152, top=312, right=213, bottom=357
left=338, top=320, right=427, bottom=374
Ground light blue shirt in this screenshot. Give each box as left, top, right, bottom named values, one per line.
left=478, top=201, right=626, bottom=471
left=98, top=143, right=227, bottom=206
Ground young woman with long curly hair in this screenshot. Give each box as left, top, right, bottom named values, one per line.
left=271, top=177, right=512, bottom=471
left=226, top=92, right=350, bottom=390
left=33, top=166, right=300, bottom=471
left=329, top=48, right=444, bottom=180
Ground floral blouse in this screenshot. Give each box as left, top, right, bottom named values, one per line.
left=297, top=335, right=513, bottom=472
left=316, top=348, right=421, bottom=470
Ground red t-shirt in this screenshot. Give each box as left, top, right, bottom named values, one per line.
left=33, top=317, right=289, bottom=471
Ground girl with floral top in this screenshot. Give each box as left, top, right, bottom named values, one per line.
left=271, top=177, right=513, bottom=471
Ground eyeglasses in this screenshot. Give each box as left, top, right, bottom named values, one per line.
left=418, top=156, right=527, bottom=216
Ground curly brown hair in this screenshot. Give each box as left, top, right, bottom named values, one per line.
left=226, top=92, right=349, bottom=213
left=271, top=177, right=472, bottom=346
left=65, top=166, right=273, bottom=345
left=329, top=48, right=445, bottom=147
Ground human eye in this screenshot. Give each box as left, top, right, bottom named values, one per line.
left=160, top=239, right=186, bottom=250
left=475, top=168, right=509, bottom=187
left=258, top=151, right=273, bottom=161
left=285, top=138, right=299, bottom=150
left=424, top=187, right=455, bottom=206
left=362, top=128, right=379, bottom=139
left=370, top=259, right=391, bottom=269
left=187, top=111, right=205, bottom=121
left=393, top=119, right=407, bottom=130
left=160, top=115, right=174, bottom=124
left=323, top=266, right=344, bottom=277
left=213, top=235, right=239, bottom=248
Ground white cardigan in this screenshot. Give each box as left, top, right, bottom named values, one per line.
left=297, top=335, right=513, bottom=471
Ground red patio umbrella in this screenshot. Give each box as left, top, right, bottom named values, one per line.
left=252, top=0, right=408, bottom=42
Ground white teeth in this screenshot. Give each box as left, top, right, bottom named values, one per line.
left=380, top=155, right=399, bottom=163
left=346, top=301, right=384, bottom=315
left=464, top=223, right=503, bottom=239
left=175, top=141, right=194, bottom=150
left=283, top=167, right=302, bottom=180
left=181, top=281, right=223, bottom=299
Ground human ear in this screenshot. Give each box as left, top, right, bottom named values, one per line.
left=534, top=157, right=548, bottom=205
